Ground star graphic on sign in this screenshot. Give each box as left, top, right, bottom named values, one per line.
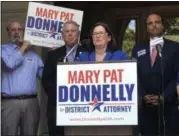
left=48, top=29, right=56, bottom=34
left=89, top=96, right=104, bottom=112
left=48, top=30, right=58, bottom=39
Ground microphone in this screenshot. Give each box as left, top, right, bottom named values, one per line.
left=156, top=44, right=162, bottom=57
left=63, top=39, right=91, bottom=62
left=63, top=43, right=79, bottom=63
left=156, top=43, right=166, bottom=136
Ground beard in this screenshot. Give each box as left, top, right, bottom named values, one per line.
left=10, top=35, right=24, bottom=43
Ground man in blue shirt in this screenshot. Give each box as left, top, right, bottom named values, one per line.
left=1, top=21, right=44, bottom=136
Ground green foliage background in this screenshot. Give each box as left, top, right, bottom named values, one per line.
left=122, top=28, right=135, bottom=57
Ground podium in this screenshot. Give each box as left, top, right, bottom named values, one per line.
left=65, top=126, right=133, bottom=135
left=57, top=61, right=138, bottom=136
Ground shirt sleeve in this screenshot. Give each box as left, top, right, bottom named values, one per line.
left=1, top=45, right=24, bottom=70
left=36, top=55, right=44, bottom=79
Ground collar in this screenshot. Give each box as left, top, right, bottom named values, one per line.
left=10, top=42, right=19, bottom=49
left=149, top=36, right=164, bottom=48
left=89, top=51, right=113, bottom=61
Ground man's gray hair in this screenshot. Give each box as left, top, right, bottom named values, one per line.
left=62, top=20, right=80, bottom=32
left=6, top=21, right=24, bottom=31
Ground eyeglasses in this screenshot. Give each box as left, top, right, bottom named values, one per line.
left=92, top=31, right=107, bottom=37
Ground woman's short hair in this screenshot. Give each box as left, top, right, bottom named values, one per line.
left=88, top=22, right=118, bottom=52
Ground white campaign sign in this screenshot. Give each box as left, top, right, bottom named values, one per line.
left=24, top=2, right=83, bottom=47
left=56, top=61, right=138, bottom=126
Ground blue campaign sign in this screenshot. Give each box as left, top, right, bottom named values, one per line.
left=56, top=61, right=138, bottom=126
left=24, top=2, right=83, bottom=48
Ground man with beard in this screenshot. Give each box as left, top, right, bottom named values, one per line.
left=1, top=21, right=44, bottom=136
left=132, top=13, right=179, bottom=136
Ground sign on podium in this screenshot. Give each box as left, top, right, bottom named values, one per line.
left=57, top=61, right=138, bottom=135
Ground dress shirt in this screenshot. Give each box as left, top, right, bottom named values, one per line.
left=149, top=36, right=164, bottom=57
left=66, top=45, right=77, bottom=62
left=1, top=43, right=44, bottom=96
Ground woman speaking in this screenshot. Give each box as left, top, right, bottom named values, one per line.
left=76, top=22, right=128, bottom=62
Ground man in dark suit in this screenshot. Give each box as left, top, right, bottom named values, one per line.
left=42, top=21, right=85, bottom=136
left=132, top=13, right=179, bottom=136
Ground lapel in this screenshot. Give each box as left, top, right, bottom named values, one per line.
left=159, top=38, right=169, bottom=70
left=65, top=44, right=84, bottom=62
left=104, top=52, right=113, bottom=61
left=138, top=44, right=151, bottom=72
left=57, top=46, right=66, bottom=62
left=60, top=45, right=82, bottom=62
left=89, top=52, right=95, bottom=61
left=75, top=46, right=83, bottom=59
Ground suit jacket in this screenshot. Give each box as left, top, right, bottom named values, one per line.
left=42, top=45, right=84, bottom=106
left=132, top=39, right=179, bottom=105
left=177, top=72, right=179, bottom=85
left=76, top=50, right=129, bottom=61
